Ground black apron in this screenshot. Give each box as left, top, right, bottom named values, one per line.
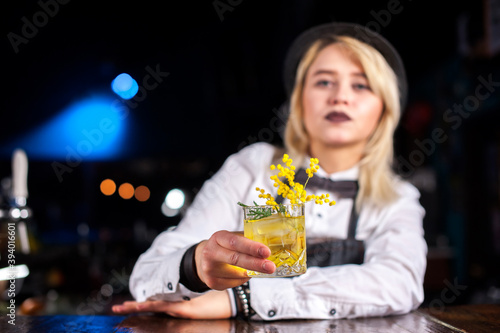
left=275, top=177, right=365, bottom=267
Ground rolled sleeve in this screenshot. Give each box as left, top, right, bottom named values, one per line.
left=128, top=143, right=279, bottom=302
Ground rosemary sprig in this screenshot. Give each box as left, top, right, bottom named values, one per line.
left=238, top=201, right=287, bottom=220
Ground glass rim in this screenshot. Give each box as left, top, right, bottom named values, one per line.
left=240, top=202, right=305, bottom=209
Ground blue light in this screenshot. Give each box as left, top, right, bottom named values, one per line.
left=1, top=95, right=128, bottom=160
left=111, top=73, right=139, bottom=100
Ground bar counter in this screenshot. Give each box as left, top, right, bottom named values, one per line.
left=1, top=304, right=499, bottom=332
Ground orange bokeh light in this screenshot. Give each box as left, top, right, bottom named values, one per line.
left=118, top=183, right=135, bottom=199
left=134, top=185, right=150, bottom=202
left=100, top=179, right=116, bottom=196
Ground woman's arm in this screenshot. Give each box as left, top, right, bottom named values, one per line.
left=248, top=182, right=427, bottom=320
left=124, top=143, right=279, bottom=306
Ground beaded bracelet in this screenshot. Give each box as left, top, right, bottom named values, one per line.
left=233, top=282, right=255, bottom=319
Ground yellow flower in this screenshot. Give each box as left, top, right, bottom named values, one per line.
left=250, top=154, right=336, bottom=208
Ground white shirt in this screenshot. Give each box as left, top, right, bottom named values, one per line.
left=129, top=142, right=427, bottom=320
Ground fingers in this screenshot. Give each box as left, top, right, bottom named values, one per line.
left=202, top=231, right=276, bottom=274
left=206, top=244, right=274, bottom=277
left=215, top=230, right=271, bottom=259
left=112, top=300, right=174, bottom=315
left=112, top=301, right=141, bottom=314
left=195, top=231, right=276, bottom=290
left=196, top=240, right=253, bottom=290
left=111, top=292, right=232, bottom=320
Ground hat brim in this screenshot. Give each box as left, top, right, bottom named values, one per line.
left=283, top=22, right=407, bottom=109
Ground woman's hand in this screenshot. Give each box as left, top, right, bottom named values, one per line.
left=196, top=230, right=276, bottom=290
left=111, top=290, right=232, bottom=319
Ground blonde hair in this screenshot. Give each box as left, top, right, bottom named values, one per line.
left=284, top=35, right=401, bottom=209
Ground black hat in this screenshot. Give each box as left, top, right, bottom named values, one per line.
left=283, top=22, right=407, bottom=109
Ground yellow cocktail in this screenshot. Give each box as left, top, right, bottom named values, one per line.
left=243, top=203, right=306, bottom=277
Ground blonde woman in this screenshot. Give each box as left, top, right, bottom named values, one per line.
left=113, top=22, right=427, bottom=320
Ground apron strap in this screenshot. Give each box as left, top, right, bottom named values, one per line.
left=347, top=189, right=359, bottom=239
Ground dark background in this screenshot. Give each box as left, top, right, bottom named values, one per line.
left=1, top=0, right=500, bottom=315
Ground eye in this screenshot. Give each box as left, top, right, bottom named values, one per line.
left=353, top=83, right=371, bottom=91
left=314, top=80, right=333, bottom=87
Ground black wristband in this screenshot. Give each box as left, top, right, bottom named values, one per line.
left=179, top=243, right=210, bottom=293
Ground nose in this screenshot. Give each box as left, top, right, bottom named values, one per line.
left=327, top=82, right=349, bottom=105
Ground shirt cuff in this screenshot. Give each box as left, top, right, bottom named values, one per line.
left=227, top=288, right=238, bottom=317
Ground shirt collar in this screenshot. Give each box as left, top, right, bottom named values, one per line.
left=302, top=156, right=359, bottom=181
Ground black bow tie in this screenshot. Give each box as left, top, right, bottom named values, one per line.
left=294, top=168, right=359, bottom=199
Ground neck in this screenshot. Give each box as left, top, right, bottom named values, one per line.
left=308, top=142, right=364, bottom=174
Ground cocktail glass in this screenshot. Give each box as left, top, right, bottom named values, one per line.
left=242, top=203, right=306, bottom=277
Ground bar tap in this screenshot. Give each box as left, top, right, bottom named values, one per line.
left=0, top=149, right=32, bottom=254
